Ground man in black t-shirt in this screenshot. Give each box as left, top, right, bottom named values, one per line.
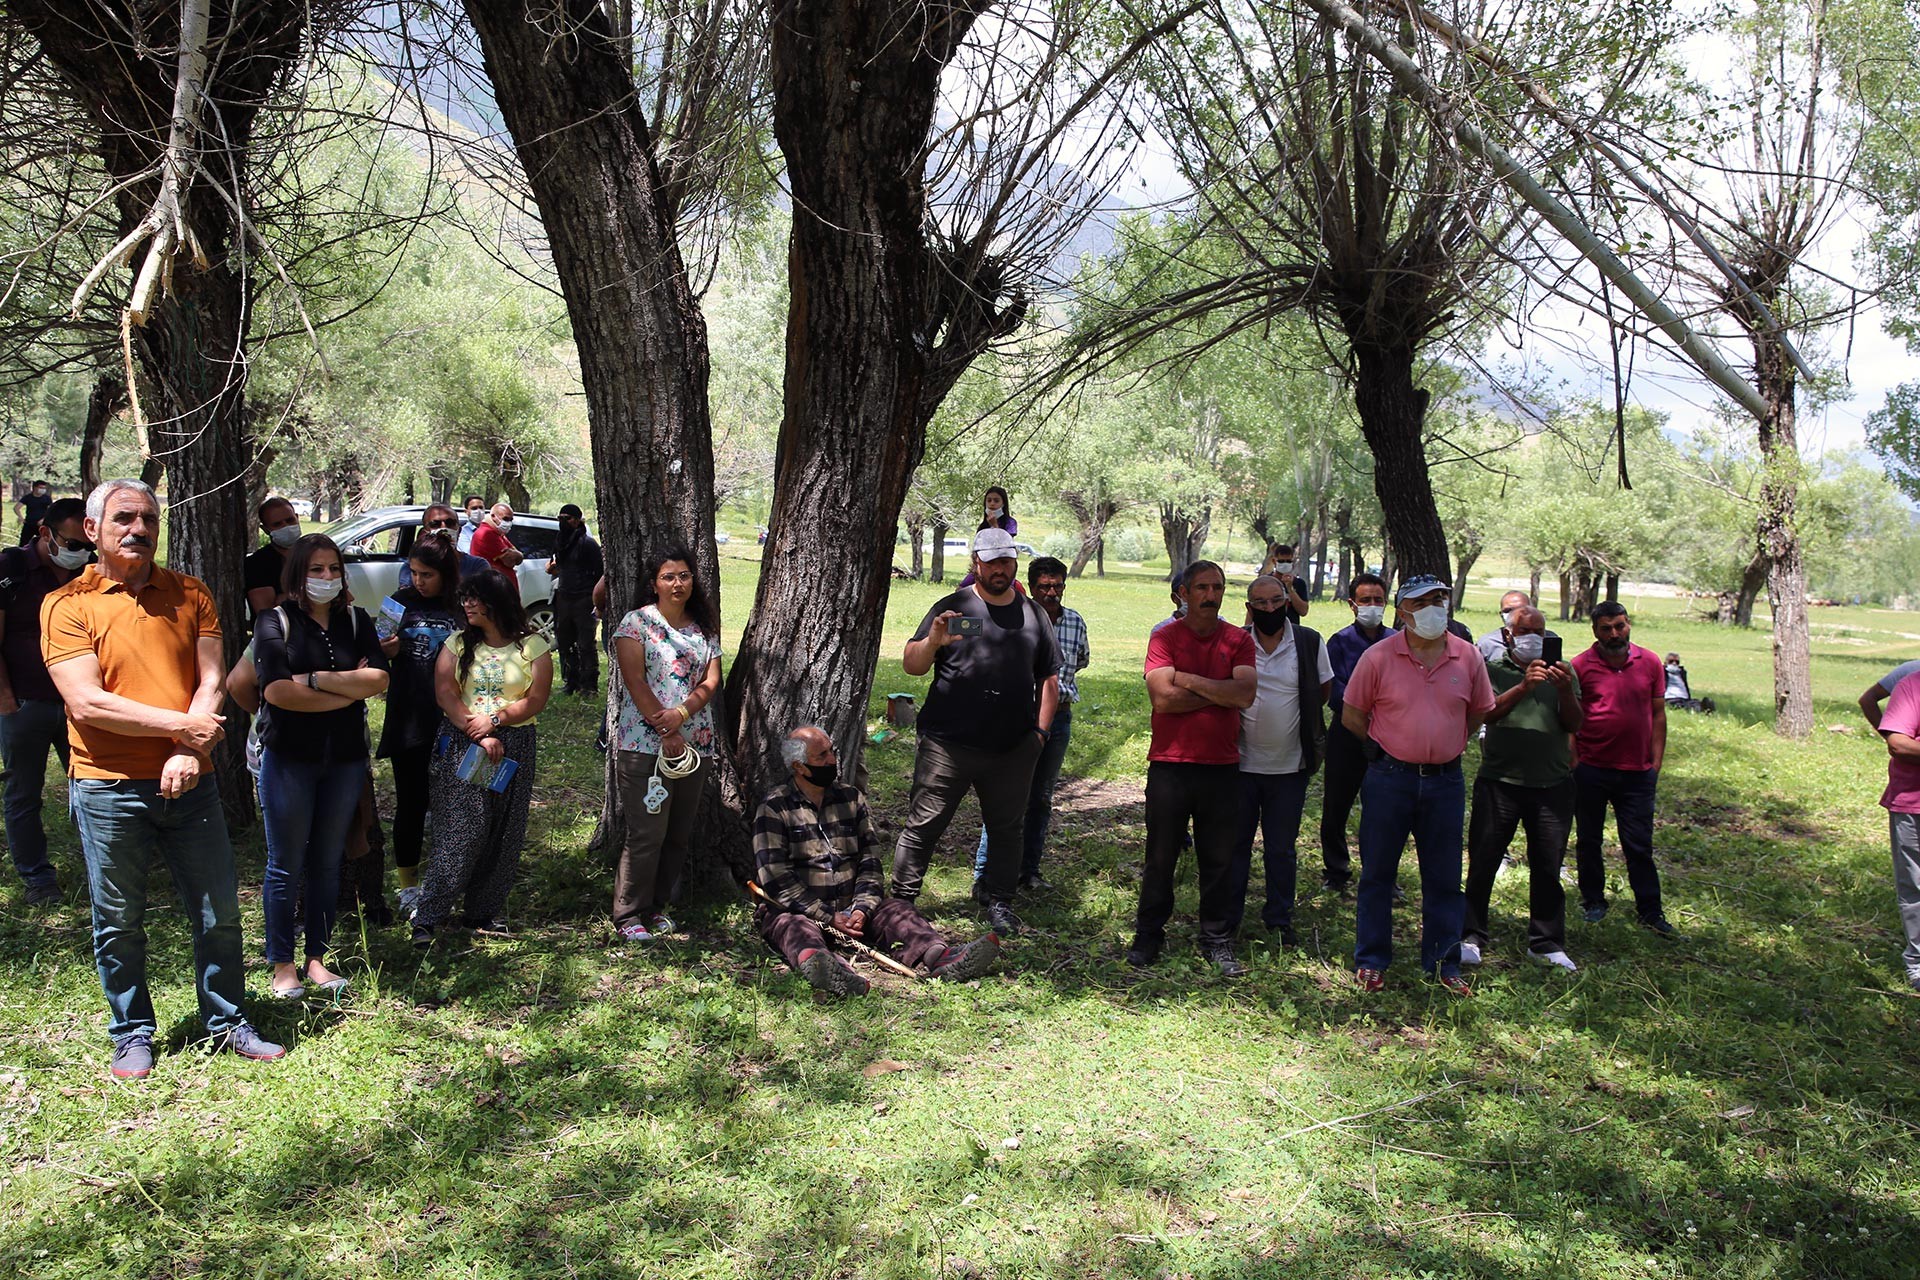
left=545, top=503, right=605, bottom=696
left=892, top=527, right=1061, bottom=936
left=15, top=479, right=51, bottom=545
left=243, top=497, right=302, bottom=622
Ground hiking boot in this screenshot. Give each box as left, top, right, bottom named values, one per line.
left=1640, top=915, right=1684, bottom=941
left=220, top=1024, right=287, bottom=1063
left=1270, top=923, right=1299, bottom=948
left=1321, top=875, right=1351, bottom=895
left=1355, top=967, right=1386, bottom=993
left=110, top=1035, right=153, bottom=1081
left=984, top=900, right=1022, bottom=938
left=932, top=934, right=1002, bottom=981
left=798, top=948, right=869, bottom=997
left=24, top=881, right=61, bottom=907
left=1582, top=901, right=1609, bottom=924
left=1203, top=946, right=1247, bottom=978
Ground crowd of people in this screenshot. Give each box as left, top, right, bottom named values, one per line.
left=0, top=477, right=1912, bottom=1083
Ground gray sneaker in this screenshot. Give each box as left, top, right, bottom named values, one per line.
left=219, top=1024, right=286, bottom=1063
left=798, top=949, right=869, bottom=997
left=110, top=1035, right=153, bottom=1080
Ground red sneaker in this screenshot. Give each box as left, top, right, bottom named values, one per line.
left=1355, top=967, right=1386, bottom=993
left=1436, top=973, right=1474, bottom=998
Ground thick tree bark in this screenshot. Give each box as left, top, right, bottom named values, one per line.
left=1347, top=344, right=1449, bottom=581
left=461, top=0, right=745, bottom=881
left=1724, top=546, right=1769, bottom=628
left=1453, top=547, right=1482, bottom=610
left=1528, top=564, right=1543, bottom=607
left=904, top=513, right=925, bottom=577
left=930, top=520, right=949, bottom=584
left=1604, top=572, right=1619, bottom=604
left=1159, top=501, right=1210, bottom=582
left=1557, top=571, right=1572, bottom=622
left=79, top=372, right=126, bottom=494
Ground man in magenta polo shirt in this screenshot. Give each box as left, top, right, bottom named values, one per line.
left=1569, top=602, right=1679, bottom=938
left=1875, top=671, right=1920, bottom=991
left=1340, top=574, right=1494, bottom=995
left=1130, top=559, right=1256, bottom=976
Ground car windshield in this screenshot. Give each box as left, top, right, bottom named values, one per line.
left=323, top=511, right=400, bottom=545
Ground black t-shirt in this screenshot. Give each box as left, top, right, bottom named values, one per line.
left=243, top=543, right=287, bottom=619
left=0, top=543, right=68, bottom=701
left=554, top=533, right=605, bottom=595
left=376, top=588, right=463, bottom=757
left=19, top=492, right=51, bottom=536
left=911, top=588, right=1063, bottom=751
left=253, top=604, right=390, bottom=763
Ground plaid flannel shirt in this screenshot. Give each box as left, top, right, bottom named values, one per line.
left=1051, top=606, right=1091, bottom=703
left=752, top=781, right=884, bottom=922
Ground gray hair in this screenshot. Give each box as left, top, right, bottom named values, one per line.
left=781, top=727, right=822, bottom=766
left=86, top=478, right=158, bottom=523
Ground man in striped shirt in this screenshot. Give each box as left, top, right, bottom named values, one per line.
left=754, top=725, right=1000, bottom=995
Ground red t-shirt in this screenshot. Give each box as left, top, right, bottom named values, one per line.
left=468, top=523, right=522, bottom=597
left=1880, top=672, right=1920, bottom=812
left=1571, top=642, right=1664, bottom=771
left=1145, top=618, right=1256, bottom=765
left=1342, top=630, right=1495, bottom=764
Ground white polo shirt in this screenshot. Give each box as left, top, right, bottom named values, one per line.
left=1239, top=622, right=1335, bottom=775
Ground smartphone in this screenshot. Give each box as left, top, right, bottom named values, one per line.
left=1542, top=634, right=1563, bottom=665
left=950, top=616, right=984, bottom=636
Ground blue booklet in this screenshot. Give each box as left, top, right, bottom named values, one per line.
left=457, top=742, right=518, bottom=793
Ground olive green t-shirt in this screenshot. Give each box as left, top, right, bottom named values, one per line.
left=1476, top=654, right=1580, bottom=788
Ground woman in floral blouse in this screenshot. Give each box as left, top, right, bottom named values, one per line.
left=610, top=546, right=721, bottom=943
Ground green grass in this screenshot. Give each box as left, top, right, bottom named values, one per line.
left=4, top=564, right=1920, bottom=1278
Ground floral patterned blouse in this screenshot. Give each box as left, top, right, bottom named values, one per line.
left=613, top=604, right=718, bottom=754
left=446, top=632, right=553, bottom=725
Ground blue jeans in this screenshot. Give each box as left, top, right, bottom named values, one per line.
left=1354, top=758, right=1466, bottom=976
left=260, top=749, right=366, bottom=964
left=973, top=703, right=1073, bottom=881
left=70, top=777, right=247, bottom=1043
left=1226, top=769, right=1312, bottom=932
left=2, top=696, right=68, bottom=889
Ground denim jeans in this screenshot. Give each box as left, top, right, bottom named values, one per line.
left=2, top=696, right=68, bottom=890
left=1354, top=758, right=1466, bottom=976
left=260, top=749, right=367, bottom=964
left=69, top=777, right=248, bottom=1044
left=1464, top=774, right=1572, bottom=954
left=1226, top=769, right=1312, bottom=932
left=973, top=703, right=1073, bottom=882
left=1572, top=763, right=1663, bottom=920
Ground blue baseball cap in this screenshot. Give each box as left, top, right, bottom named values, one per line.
left=1395, top=574, right=1451, bottom=603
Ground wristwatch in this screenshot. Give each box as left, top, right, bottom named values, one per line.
left=489, top=712, right=504, bottom=729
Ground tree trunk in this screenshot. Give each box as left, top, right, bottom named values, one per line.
left=1062, top=489, right=1118, bottom=578
left=1529, top=564, right=1543, bottom=607
left=1604, top=572, right=1619, bottom=603
left=1160, top=501, right=1195, bottom=582
left=1349, top=340, right=1450, bottom=579
left=1453, top=547, right=1482, bottom=611
left=1732, top=544, right=1768, bottom=627
left=1557, top=571, right=1573, bottom=622
left=461, top=0, right=741, bottom=881
left=1311, top=500, right=1331, bottom=598
left=905, top=513, right=925, bottom=578
left=79, top=372, right=126, bottom=494
left=428, top=463, right=455, bottom=506
left=930, top=520, right=949, bottom=583
left=1096, top=534, right=1106, bottom=577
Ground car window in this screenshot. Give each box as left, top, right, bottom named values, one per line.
left=340, top=522, right=409, bottom=560
left=510, top=523, right=558, bottom=559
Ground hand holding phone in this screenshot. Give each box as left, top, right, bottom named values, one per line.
left=1542, top=634, right=1564, bottom=666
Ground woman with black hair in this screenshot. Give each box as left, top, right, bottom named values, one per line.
left=253, top=534, right=390, bottom=1000
left=979, top=486, right=1017, bottom=536
left=377, top=533, right=465, bottom=916
left=413, top=570, right=553, bottom=946
left=610, top=546, right=721, bottom=943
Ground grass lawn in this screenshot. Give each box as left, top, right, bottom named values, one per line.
left=4, top=558, right=1920, bottom=1278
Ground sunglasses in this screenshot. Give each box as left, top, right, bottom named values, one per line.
left=426, top=519, right=459, bottom=530
left=55, top=535, right=94, bottom=553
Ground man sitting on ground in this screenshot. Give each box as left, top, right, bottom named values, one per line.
left=753, top=725, right=1001, bottom=996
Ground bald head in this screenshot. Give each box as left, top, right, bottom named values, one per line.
left=782, top=725, right=837, bottom=786
left=1507, top=605, right=1546, bottom=635
left=1500, top=590, right=1531, bottom=615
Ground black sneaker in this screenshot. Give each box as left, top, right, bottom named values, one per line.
left=1640, top=915, right=1684, bottom=941
left=110, top=1035, right=153, bottom=1080
left=1203, top=946, right=1247, bottom=978
left=220, top=1024, right=287, bottom=1063
left=1018, top=871, right=1054, bottom=892
left=970, top=879, right=990, bottom=907
left=1321, top=875, right=1351, bottom=895
left=1125, top=943, right=1160, bottom=969
left=1582, top=901, right=1609, bottom=924
left=984, top=900, right=1022, bottom=938
left=1271, top=923, right=1300, bottom=948
left=798, top=949, right=869, bottom=997
left=24, top=881, right=61, bottom=906
left=932, top=934, right=1002, bottom=981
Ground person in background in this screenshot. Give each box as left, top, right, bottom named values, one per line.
left=468, top=503, right=525, bottom=595
left=1461, top=605, right=1583, bottom=972
left=1256, top=542, right=1312, bottom=617
left=1226, top=574, right=1331, bottom=948
left=242, top=496, right=302, bottom=622
left=1661, top=652, right=1714, bottom=714
left=1570, top=602, right=1679, bottom=938
left=1476, top=589, right=1534, bottom=662
left=1340, top=573, right=1494, bottom=996
left=42, top=478, right=284, bottom=1078
left=755, top=726, right=1001, bottom=996
left=894, top=528, right=1059, bottom=939
left=1873, top=668, right=1920, bottom=992
left=610, top=546, right=720, bottom=943
left=398, top=504, right=487, bottom=589
left=546, top=503, right=605, bottom=697
left=456, top=494, right=487, bottom=553
left=1130, top=560, right=1257, bottom=976
left=16, top=478, right=52, bottom=545
left=979, top=486, right=1017, bottom=537
left=414, top=570, right=552, bottom=946
left=1861, top=658, right=1920, bottom=728
left=252, top=534, right=390, bottom=1001
left=970, top=555, right=1090, bottom=896
left=378, top=533, right=466, bottom=918
left=0, top=497, right=89, bottom=903
left=1319, top=572, right=1392, bottom=894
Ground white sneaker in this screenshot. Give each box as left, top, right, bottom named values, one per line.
left=1458, top=941, right=1482, bottom=966
left=1535, top=950, right=1578, bottom=972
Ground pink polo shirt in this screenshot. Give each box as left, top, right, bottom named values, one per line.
left=1571, top=642, right=1664, bottom=771
left=1343, top=630, right=1494, bottom=764
left=1880, top=672, right=1920, bottom=812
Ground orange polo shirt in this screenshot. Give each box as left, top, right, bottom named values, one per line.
left=40, top=564, right=221, bottom=780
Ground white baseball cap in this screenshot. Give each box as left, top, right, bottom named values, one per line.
left=972, top=527, right=1019, bottom=562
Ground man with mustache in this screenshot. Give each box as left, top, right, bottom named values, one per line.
left=1130, top=560, right=1257, bottom=976
left=1570, top=602, right=1679, bottom=938
left=893, top=527, right=1060, bottom=937
left=41, top=479, right=285, bottom=1079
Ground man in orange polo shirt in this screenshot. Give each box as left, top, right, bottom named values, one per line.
left=1340, top=574, right=1495, bottom=995
left=42, top=479, right=285, bottom=1080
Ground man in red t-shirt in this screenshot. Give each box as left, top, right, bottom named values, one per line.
left=1130, top=560, right=1256, bottom=976
left=468, top=503, right=525, bottom=597
left=1569, top=602, right=1677, bottom=938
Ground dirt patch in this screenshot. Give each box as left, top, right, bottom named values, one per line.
left=1658, top=798, right=1819, bottom=842
left=1051, top=776, right=1145, bottom=815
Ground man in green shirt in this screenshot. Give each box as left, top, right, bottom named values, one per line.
left=1462, top=606, right=1584, bottom=970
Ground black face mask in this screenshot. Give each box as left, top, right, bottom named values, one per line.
left=801, top=761, right=838, bottom=789
left=1250, top=607, right=1288, bottom=636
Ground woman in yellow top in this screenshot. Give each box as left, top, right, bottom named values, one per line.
left=412, top=570, right=553, bottom=946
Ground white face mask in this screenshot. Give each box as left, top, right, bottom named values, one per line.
left=468, top=509, right=485, bottom=525
left=1410, top=604, right=1450, bottom=639
left=51, top=543, right=91, bottom=570
left=1500, top=607, right=1518, bottom=627
left=1354, top=604, right=1385, bottom=628
left=1509, top=633, right=1544, bottom=663
left=1276, top=561, right=1294, bottom=576
left=306, top=574, right=344, bottom=604
left=496, top=517, right=514, bottom=531
left=269, top=524, right=302, bottom=549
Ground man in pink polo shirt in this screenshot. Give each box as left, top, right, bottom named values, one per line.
left=1340, top=574, right=1494, bottom=995
left=1569, top=602, right=1678, bottom=938
left=1875, top=670, right=1920, bottom=991
left=1130, top=560, right=1256, bottom=977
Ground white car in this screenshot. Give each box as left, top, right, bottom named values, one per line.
left=324, top=506, right=564, bottom=634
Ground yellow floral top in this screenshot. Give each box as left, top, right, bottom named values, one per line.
left=447, top=633, right=552, bottom=724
